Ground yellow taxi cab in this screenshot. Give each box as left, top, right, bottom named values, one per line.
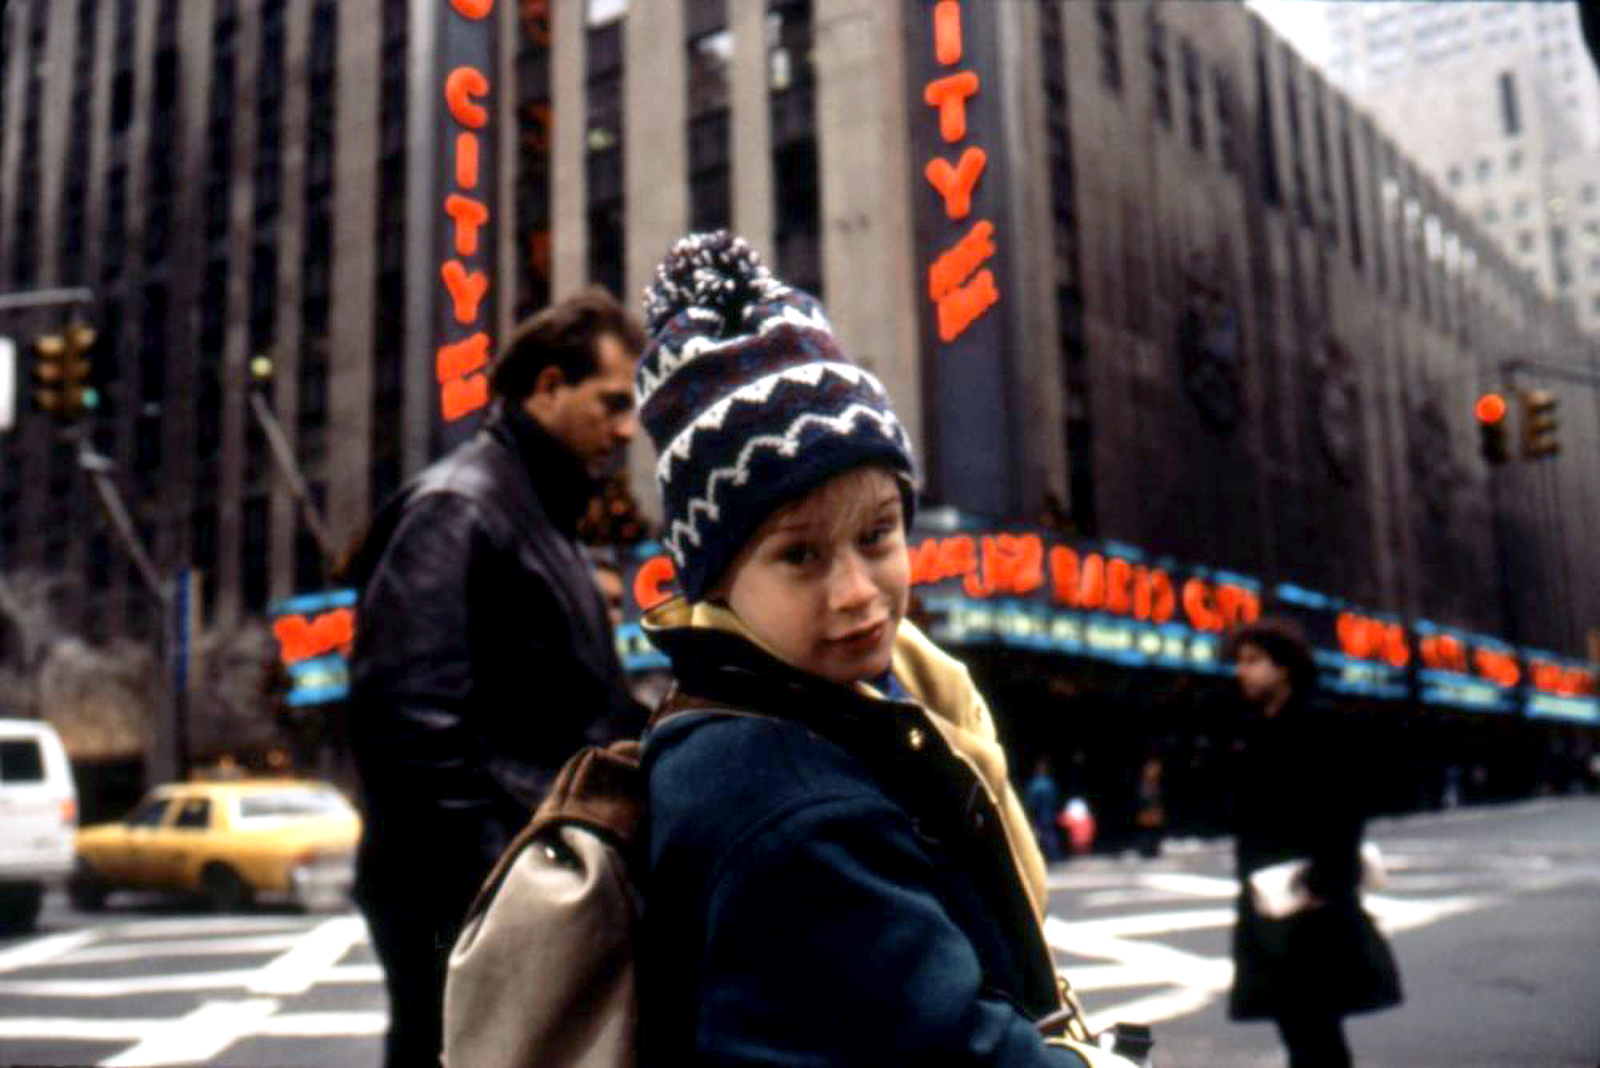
left=72, top=778, right=361, bottom=912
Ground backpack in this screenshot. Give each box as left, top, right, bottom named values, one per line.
left=442, top=723, right=1151, bottom=1068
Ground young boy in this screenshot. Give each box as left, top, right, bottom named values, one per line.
left=634, top=232, right=1110, bottom=1065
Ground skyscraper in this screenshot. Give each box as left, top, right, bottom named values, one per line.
left=1320, top=0, right=1600, bottom=332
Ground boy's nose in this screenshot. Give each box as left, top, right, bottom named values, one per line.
left=828, top=551, right=876, bottom=612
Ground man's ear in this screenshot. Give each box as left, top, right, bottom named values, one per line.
left=531, top=363, right=568, bottom=400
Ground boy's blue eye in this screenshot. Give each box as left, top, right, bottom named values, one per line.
left=861, top=523, right=897, bottom=548
left=780, top=544, right=815, bottom=566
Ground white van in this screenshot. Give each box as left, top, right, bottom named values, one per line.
left=0, top=719, right=78, bottom=933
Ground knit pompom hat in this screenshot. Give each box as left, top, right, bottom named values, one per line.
left=637, top=231, right=917, bottom=602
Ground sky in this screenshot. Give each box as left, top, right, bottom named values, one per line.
left=1246, top=0, right=1335, bottom=69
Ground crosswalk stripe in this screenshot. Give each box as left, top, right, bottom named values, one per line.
left=100, top=915, right=319, bottom=940
left=98, top=997, right=281, bottom=1067
left=0, top=963, right=382, bottom=998
left=59, top=933, right=306, bottom=964
left=248, top=916, right=367, bottom=996
left=0, top=931, right=97, bottom=975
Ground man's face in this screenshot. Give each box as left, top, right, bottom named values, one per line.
left=1235, top=642, right=1291, bottom=709
left=718, top=467, right=910, bottom=686
left=523, top=332, right=638, bottom=474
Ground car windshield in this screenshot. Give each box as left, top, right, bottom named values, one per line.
left=234, top=789, right=352, bottom=822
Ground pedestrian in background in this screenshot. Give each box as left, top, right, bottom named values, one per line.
left=1025, top=757, right=1066, bottom=861
left=634, top=232, right=1107, bottom=1064
left=347, top=290, right=648, bottom=1068
left=1133, top=753, right=1165, bottom=858
left=1226, top=618, right=1401, bottom=1068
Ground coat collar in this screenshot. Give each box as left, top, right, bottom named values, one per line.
left=487, top=401, right=596, bottom=538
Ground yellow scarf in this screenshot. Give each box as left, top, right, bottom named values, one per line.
left=649, top=598, right=1050, bottom=919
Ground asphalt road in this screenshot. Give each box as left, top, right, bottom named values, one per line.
left=1051, top=794, right=1600, bottom=1067
left=0, top=795, right=1595, bottom=1066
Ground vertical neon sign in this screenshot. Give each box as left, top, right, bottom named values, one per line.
left=434, top=0, right=499, bottom=449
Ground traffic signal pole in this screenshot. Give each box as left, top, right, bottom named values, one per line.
left=76, top=436, right=189, bottom=783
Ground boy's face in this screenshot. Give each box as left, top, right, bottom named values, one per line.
left=719, top=467, right=910, bottom=686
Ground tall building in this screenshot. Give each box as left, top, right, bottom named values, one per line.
left=2, top=1, right=1597, bottom=793
left=1318, top=0, right=1600, bottom=333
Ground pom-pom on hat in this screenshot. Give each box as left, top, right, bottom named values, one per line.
left=637, top=231, right=917, bottom=601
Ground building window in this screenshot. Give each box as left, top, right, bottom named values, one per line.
left=1483, top=202, right=1499, bottom=225
left=1446, top=165, right=1462, bottom=187
left=1147, top=10, right=1171, bottom=128
left=241, top=495, right=270, bottom=613
left=373, top=0, right=407, bottom=511
left=515, top=2, right=553, bottom=318
left=686, top=2, right=732, bottom=233
left=1497, top=70, right=1520, bottom=136
left=1095, top=0, right=1123, bottom=96
left=1254, top=21, right=1281, bottom=206
left=1214, top=70, right=1237, bottom=174
left=1040, top=1, right=1092, bottom=535
left=1340, top=112, right=1363, bottom=268
left=1517, top=230, right=1534, bottom=252
left=1476, top=157, right=1492, bottom=181
left=1507, top=148, right=1522, bottom=171
left=585, top=16, right=626, bottom=297
left=769, top=0, right=821, bottom=296
left=1180, top=38, right=1204, bottom=152
left=1283, top=51, right=1311, bottom=226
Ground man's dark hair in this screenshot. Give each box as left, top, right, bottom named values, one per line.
left=489, top=287, right=647, bottom=402
left=1224, top=616, right=1317, bottom=695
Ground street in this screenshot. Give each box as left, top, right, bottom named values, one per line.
left=1053, top=795, right=1600, bottom=1067
left=0, top=796, right=1596, bottom=1067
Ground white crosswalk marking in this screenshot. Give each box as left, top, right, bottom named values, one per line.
left=1045, top=847, right=1530, bottom=1031
left=248, top=915, right=367, bottom=996
left=0, top=909, right=386, bottom=1065
left=98, top=997, right=282, bottom=1067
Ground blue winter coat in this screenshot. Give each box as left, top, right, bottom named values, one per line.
left=639, top=613, right=1091, bottom=1067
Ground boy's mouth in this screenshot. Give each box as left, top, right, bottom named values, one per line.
left=826, top=618, right=890, bottom=650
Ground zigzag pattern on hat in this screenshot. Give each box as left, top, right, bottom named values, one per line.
left=660, top=400, right=911, bottom=560
left=635, top=302, right=834, bottom=408
left=656, top=361, right=885, bottom=480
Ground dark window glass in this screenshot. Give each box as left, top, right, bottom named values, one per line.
left=1181, top=38, right=1204, bottom=152
left=1498, top=71, right=1520, bottom=137
left=1095, top=0, right=1122, bottom=95
left=1147, top=11, right=1171, bottom=127
left=0, top=741, right=45, bottom=784
left=174, top=797, right=212, bottom=829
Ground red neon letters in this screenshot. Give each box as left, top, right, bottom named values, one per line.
left=436, top=39, right=494, bottom=422
left=920, top=1, right=999, bottom=344
left=273, top=608, right=356, bottom=666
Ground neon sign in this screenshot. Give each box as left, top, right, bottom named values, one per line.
left=919, top=2, right=999, bottom=342
left=1522, top=651, right=1599, bottom=724
left=434, top=0, right=497, bottom=431
left=1414, top=619, right=1519, bottom=713
left=268, top=590, right=357, bottom=707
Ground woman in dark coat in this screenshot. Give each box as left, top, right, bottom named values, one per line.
left=1226, top=619, right=1401, bottom=1068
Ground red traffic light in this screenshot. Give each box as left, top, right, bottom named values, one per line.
left=1475, top=392, right=1507, bottom=425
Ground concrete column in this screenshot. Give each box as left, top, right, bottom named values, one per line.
left=812, top=0, right=923, bottom=459
left=550, top=0, right=587, bottom=297
left=620, top=1, right=687, bottom=522
left=623, top=0, right=686, bottom=304
left=729, top=0, right=774, bottom=258
left=325, top=0, right=380, bottom=548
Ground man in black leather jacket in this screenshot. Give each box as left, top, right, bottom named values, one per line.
left=347, top=288, right=648, bottom=1068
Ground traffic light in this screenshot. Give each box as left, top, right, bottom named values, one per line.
left=1475, top=391, right=1509, bottom=465
left=31, top=323, right=98, bottom=421
left=1520, top=388, right=1558, bottom=459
